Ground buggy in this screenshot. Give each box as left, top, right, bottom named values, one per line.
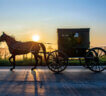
left=47, top=28, right=106, bottom=73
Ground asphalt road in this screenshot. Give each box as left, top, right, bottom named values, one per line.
left=0, top=66, right=106, bottom=96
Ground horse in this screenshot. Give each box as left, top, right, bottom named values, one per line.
left=0, top=32, right=47, bottom=71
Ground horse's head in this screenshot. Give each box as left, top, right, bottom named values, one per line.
left=0, top=32, right=7, bottom=42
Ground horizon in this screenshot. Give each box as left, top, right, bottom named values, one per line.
left=0, top=0, right=106, bottom=48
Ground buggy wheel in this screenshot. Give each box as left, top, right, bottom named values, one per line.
left=47, top=50, right=68, bottom=73
left=86, top=47, right=106, bottom=72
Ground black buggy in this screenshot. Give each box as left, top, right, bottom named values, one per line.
left=47, top=28, right=106, bottom=73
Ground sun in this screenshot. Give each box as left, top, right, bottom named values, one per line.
left=32, top=35, right=40, bottom=42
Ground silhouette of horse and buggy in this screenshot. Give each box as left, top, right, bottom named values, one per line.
left=0, top=28, right=106, bottom=73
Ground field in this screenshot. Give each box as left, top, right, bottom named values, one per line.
left=0, top=59, right=36, bottom=66
left=0, top=58, right=85, bottom=66
left=0, top=58, right=106, bottom=66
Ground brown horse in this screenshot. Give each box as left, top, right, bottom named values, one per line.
left=0, top=32, right=47, bottom=71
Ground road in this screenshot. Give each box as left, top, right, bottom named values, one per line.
left=0, top=66, right=106, bottom=96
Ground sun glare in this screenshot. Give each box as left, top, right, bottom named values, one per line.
left=32, top=35, right=40, bottom=42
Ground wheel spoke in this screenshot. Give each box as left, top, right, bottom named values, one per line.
left=99, top=51, right=103, bottom=57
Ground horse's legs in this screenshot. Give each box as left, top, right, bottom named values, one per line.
left=13, top=55, right=16, bottom=69
left=9, top=55, right=16, bottom=71
left=9, top=55, right=13, bottom=65
left=31, top=54, right=38, bottom=70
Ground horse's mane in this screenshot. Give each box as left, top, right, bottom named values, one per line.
left=5, top=34, right=16, bottom=41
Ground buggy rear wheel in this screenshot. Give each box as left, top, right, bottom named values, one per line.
left=85, top=47, right=106, bottom=72
left=47, top=50, right=68, bottom=73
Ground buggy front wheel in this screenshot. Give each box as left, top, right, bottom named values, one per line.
left=47, top=50, right=68, bottom=73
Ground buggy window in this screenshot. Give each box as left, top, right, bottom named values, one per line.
left=74, top=33, right=79, bottom=37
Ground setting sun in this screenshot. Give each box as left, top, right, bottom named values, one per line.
left=32, top=35, right=40, bottom=42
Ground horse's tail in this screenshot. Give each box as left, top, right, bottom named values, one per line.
left=39, top=43, right=47, bottom=63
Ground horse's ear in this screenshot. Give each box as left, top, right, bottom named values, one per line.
left=3, top=32, right=5, bottom=35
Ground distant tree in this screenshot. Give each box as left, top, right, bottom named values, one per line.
left=47, top=45, right=53, bottom=52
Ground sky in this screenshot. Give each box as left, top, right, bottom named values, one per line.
left=0, top=0, right=106, bottom=48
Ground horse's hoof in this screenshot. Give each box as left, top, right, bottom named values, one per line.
left=31, top=67, right=36, bottom=71
left=10, top=68, right=14, bottom=71
left=31, top=68, right=34, bottom=71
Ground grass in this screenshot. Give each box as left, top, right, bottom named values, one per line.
left=0, top=58, right=85, bottom=66
left=0, top=59, right=37, bottom=66
left=0, top=58, right=105, bottom=66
